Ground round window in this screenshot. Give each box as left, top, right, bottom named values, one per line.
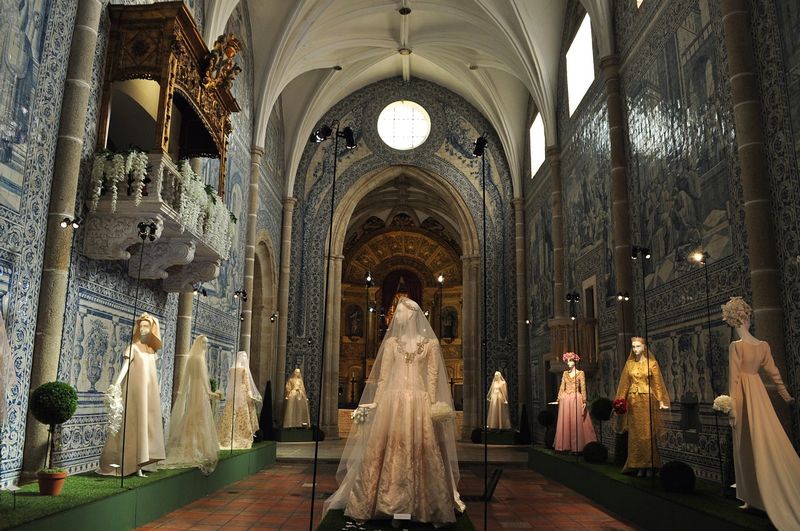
left=376, top=100, right=431, bottom=150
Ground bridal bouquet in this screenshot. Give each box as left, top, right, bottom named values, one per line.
left=712, top=394, right=733, bottom=414
left=612, top=398, right=628, bottom=415
left=431, top=401, right=456, bottom=423
left=351, top=407, right=370, bottom=425
left=104, top=383, right=124, bottom=435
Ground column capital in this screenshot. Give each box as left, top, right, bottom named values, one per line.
left=283, top=196, right=298, bottom=209
left=512, top=197, right=524, bottom=210
left=250, top=145, right=265, bottom=158
left=545, top=145, right=561, bottom=162
left=600, top=54, right=621, bottom=79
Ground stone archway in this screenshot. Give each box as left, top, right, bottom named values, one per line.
left=319, top=165, right=481, bottom=439
left=251, top=236, right=278, bottom=414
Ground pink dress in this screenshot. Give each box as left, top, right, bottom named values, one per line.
left=554, top=370, right=597, bottom=452
left=729, top=340, right=800, bottom=531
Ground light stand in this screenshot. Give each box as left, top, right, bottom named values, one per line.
left=364, top=272, right=372, bottom=394
left=191, top=283, right=208, bottom=342
left=631, top=245, right=656, bottom=484
left=308, top=121, right=356, bottom=530
left=690, top=249, right=725, bottom=494
left=614, top=291, right=630, bottom=448
left=230, top=289, right=247, bottom=457
left=437, top=274, right=445, bottom=337
left=473, top=135, right=489, bottom=531
left=566, top=292, right=580, bottom=460
left=120, top=221, right=157, bottom=488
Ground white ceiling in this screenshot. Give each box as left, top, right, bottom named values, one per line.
left=204, top=0, right=614, bottom=199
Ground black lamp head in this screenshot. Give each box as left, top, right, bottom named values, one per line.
left=341, top=126, right=356, bottom=149
left=473, top=136, right=488, bottom=157
left=309, top=124, right=333, bottom=143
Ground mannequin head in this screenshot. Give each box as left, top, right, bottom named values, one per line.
left=493, top=371, right=502, bottom=381
left=562, top=351, right=580, bottom=368
left=721, top=296, right=752, bottom=328
left=630, top=337, right=647, bottom=359
left=133, top=313, right=162, bottom=350
left=293, top=368, right=302, bottom=379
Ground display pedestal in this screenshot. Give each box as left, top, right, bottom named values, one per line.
left=274, top=427, right=322, bottom=442
left=318, top=509, right=475, bottom=530
left=528, top=447, right=770, bottom=531
left=2, top=442, right=276, bottom=531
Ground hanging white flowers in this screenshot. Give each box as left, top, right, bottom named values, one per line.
left=104, top=383, right=124, bottom=435
left=88, top=149, right=150, bottom=212
left=712, top=394, right=733, bottom=415
left=176, top=160, right=207, bottom=233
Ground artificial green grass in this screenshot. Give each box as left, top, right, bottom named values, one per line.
left=0, top=442, right=275, bottom=530
left=318, top=510, right=476, bottom=530
left=529, top=447, right=772, bottom=531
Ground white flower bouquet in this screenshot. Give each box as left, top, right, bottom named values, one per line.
left=712, top=394, right=733, bottom=414
left=104, top=383, right=124, bottom=435
left=351, top=406, right=370, bottom=425
left=431, top=401, right=455, bottom=423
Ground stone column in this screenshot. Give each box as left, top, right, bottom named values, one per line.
left=172, top=157, right=204, bottom=404
left=320, top=254, right=343, bottom=439
left=172, top=291, right=194, bottom=404
left=460, top=254, right=480, bottom=439
left=239, top=147, right=263, bottom=356
left=546, top=146, right=567, bottom=319
left=600, top=55, right=635, bottom=363
left=275, top=197, right=296, bottom=420
left=513, top=198, right=529, bottom=412
left=22, top=0, right=104, bottom=477
left=720, top=1, right=790, bottom=424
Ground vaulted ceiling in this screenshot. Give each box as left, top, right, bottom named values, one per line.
left=204, top=0, right=614, bottom=199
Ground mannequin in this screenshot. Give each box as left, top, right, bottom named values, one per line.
left=722, top=297, right=799, bottom=530
left=554, top=352, right=596, bottom=452
left=614, top=337, right=669, bottom=476
left=282, top=368, right=310, bottom=428
left=98, top=313, right=165, bottom=477
left=163, top=335, right=221, bottom=475
left=324, top=296, right=464, bottom=525
left=486, top=371, right=511, bottom=429
left=217, top=351, right=262, bottom=449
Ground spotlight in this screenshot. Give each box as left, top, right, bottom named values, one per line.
left=341, top=127, right=356, bottom=149
left=60, top=218, right=70, bottom=228
left=525, top=319, right=531, bottom=325
left=71, top=217, right=81, bottom=229
left=366, top=271, right=372, bottom=284
left=565, top=293, right=580, bottom=303
left=234, top=289, right=248, bottom=301
left=309, top=124, right=333, bottom=143
left=239, top=313, right=245, bottom=322
left=473, top=136, right=487, bottom=157
left=424, top=310, right=430, bottom=317
left=307, top=337, right=313, bottom=346
left=643, top=248, right=651, bottom=260
left=690, top=249, right=709, bottom=264
left=631, top=246, right=639, bottom=260
left=437, top=274, right=444, bottom=284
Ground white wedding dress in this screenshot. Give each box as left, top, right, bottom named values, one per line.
left=163, top=335, right=219, bottom=475
left=324, top=297, right=464, bottom=525
left=486, top=371, right=512, bottom=429
left=282, top=368, right=311, bottom=428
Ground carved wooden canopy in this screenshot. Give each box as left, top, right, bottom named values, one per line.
left=99, top=1, right=240, bottom=195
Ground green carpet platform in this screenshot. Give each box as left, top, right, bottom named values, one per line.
left=528, top=446, right=773, bottom=531
left=0, top=441, right=276, bottom=531
left=318, top=509, right=476, bottom=530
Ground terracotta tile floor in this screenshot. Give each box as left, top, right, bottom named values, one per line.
left=139, top=461, right=636, bottom=530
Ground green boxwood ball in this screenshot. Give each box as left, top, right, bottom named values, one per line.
left=537, top=410, right=555, bottom=427
left=583, top=441, right=608, bottom=463
left=590, top=397, right=614, bottom=422
left=660, top=460, right=696, bottom=493
left=30, top=381, right=78, bottom=427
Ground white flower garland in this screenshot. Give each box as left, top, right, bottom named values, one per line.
left=88, top=150, right=149, bottom=212
left=176, top=160, right=207, bottom=233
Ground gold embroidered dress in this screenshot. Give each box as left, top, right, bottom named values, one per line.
left=615, top=354, right=669, bottom=470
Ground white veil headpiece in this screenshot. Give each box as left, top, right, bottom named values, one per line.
left=324, top=296, right=462, bottom=514
left=286, top=368, right=308, bottom=399
left=226, top=351, right=262, bottom=406
left=487, top=371, right=509, bottom=401
left=0, top=311, right=13, bottom=426
left=164, top=335, right=219, bottom=474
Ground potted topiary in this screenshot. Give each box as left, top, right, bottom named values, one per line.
left=589, top=397, right=613, bottom=445
left=29, top=381, right=78, bottom=496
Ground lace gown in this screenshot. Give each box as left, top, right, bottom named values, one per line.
left=217, top=367, right=259, bottom=449
left=729, top=340, right=800, bottom=530
left=486, top=380, right=511, bottom=429
left=554, top=370, right=596, bottom=452
left=283, top=378, right=310, bottom=428
left=343, top=337, right=461, bottom=524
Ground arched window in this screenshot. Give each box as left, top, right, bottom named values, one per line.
left=566, top=14, right=595, bottom=115
left=529, top=113, right=545, bottom=176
